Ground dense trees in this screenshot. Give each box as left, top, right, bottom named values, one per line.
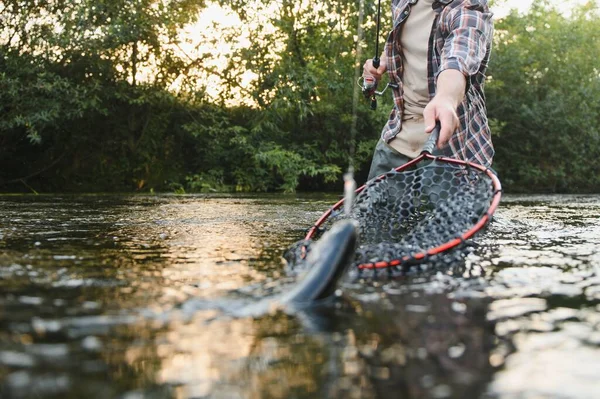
left=0, top=1, right=598, bottom=193
left=487, top=2, right=600, bottom=192
left=0, top=0, right=207, bottom=191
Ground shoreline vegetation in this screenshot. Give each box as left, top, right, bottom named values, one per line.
left=1, top=1, right=598, bottom=194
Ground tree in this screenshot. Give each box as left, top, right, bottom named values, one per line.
left=487, top=2, right=600, bottom=192
left=0, top=0, right=206, bottom=191
left=195, top=0, right=388, bottom=191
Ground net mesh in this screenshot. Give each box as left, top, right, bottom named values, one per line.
left=285, top=160, right=497, bottom=276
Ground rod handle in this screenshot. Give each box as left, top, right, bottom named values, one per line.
left=373, top=57, right=380, bottom=69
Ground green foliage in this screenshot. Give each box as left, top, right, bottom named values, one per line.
left=185, top=171, right=228, bottom=192
left=487, top=2, right=600, bottom=192
left=0, top=0, right=382, bottom=192
left=204, top=0, right=385, bottom=190
left=1, top=0, right=598, bottom=193
left=0, top=0, right=206, bottom=191
left=254, top=146, right=341, bottom=192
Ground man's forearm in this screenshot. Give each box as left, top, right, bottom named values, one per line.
left=423, top=69, right=467, bottom=145
left=435, top=69, right=466, bottom=108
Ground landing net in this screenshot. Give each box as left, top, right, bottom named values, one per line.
left=286, top=156, right=501, bottom=275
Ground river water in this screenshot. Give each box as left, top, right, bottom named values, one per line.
left=0, top=193, right=599, bottom=399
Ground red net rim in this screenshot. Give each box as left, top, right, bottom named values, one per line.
left=304, top=153, right=503, bottom=269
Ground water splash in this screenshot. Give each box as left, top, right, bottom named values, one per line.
left=343, top=171, right=357, bottom=216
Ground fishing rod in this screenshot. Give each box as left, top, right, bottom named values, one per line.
left=358, top=0, right=397, bottom=110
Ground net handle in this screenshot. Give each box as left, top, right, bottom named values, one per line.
left=421, top=122, right=441, bottom=155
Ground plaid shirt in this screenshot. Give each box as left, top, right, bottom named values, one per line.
left=382, top=0, right=494, bottom=166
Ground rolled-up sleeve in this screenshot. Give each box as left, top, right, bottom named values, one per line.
left=437, top=1, right=493, bottom=79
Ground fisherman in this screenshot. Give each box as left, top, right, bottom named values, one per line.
left=363, top=0, right=494, bottom=180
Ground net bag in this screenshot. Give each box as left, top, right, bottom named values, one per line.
left=286, top=130, right=502, bottom=276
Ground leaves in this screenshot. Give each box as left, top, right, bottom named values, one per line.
left=487, top=2, right=600, bottom=192
left=1, top=1, right=597, bottom=193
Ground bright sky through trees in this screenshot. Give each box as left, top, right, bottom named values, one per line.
left=494, top=0, right=597, bottom=17
left=183, top=0, right=597, bottom=102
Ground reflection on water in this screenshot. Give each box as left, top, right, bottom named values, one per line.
left=1, top=194, right=599, bottom=398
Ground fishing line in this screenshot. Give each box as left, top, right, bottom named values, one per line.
left=345, top=0, right=367, bottom=215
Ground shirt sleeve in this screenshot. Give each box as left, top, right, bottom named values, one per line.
left=437, top=0, right=493, bottom=79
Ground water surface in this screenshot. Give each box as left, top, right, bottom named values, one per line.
left=1, top=194, right=599, bottom=398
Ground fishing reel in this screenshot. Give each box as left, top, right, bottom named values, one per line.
left=358, top=57, right=398, bottom=111
left=359, top=0, right=399, bottom=113
left=359, top=75, right=379, bottom=110
left=357, top=76, right=398, bottom=110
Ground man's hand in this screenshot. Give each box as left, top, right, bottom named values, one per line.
left=423, top=69, right=467, bottom=148
left=363, top=55, right=387, bottom=81
left=423, top=95, right=460, bottom=147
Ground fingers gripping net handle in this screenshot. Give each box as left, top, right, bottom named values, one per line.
left=304, top=154, right=502, bottom=271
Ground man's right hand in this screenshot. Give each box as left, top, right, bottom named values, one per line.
left=363, top=56, right=387, bottom=82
